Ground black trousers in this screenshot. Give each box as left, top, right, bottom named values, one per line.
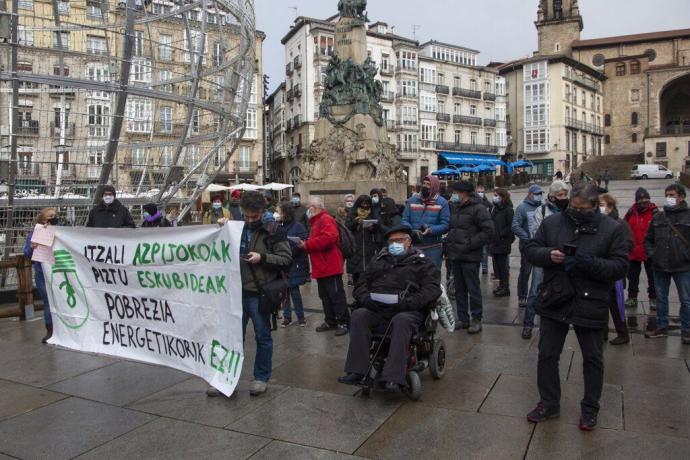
left=518, top=247, right=533, bottom=299
left=345, top=309, right=424, bottom=385
left=608, top=286, right=628, bottom=337
left=627, top=260, right=656, bottom=300
left=492, top=254, right=510, bottom=289
left=317, top=275, right=350, bottom=326
left=538, top=316, right=604, bottom=414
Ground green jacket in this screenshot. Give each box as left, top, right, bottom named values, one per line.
left=241, top=222, right=292, bottom=293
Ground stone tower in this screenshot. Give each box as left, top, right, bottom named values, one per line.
left=536, top=0, right=583, bottom=56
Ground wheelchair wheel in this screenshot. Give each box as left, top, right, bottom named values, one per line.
left=429, top=339, right=447, bottom=380
left=405, top=371, right=422, bottom=401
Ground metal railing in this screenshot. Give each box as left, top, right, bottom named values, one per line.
left=381, top=91, right=394, bottom=102
left=17, top=120, right=39, bottom=136
left=436, top=142, right=499, bottom=154
left=453, top=87, right=481, bottom=99
left=453, top=115, right=482, bottom=126
left=286, top=63, right=293, bottom=75
left=293, top=55, right=302, bottom=69
left=484, top=119, right=497, bottom=127
left=483, top=92, right=496, bottom=101
left=293, top=84, right=302, bottom=98
left=437, top=113, right=451, bottom=122
left=49, top=122, right=76, bottom=137
left=231, top=161, right=258, bottom=174
left=436, top=85, right=450, bottom=95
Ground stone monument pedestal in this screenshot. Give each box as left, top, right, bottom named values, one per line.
left=298, top=180, right=407, bottom=212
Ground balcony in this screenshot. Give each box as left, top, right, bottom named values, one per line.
left=386, top=120, right=397, bottom=131
left=380, top=66, right=394, bottom=77
left=436, top=113, right=451, bottom=123
left=293, top=55, right=302, bottom=70
left=313, top=51, right=331, bottom=62
left=570, top=73, right=600, bottom=93
left=17, top=120, right=39, bottom=136
left=231, top=161, right=258, bottom=175
left=154, top=122, right=186, bottom=136
left=483, top=92, right=496, bottom=101
left=453, top=115, right=482, bottom=126
left=49, top=122, right=76, bottom=137
left=435, top=85, right=450, bottom=95
left=565, top=117, right=582, bottom=130
left=17, top=162, right=40, bottom=177
left=396, top=148, right=420, bottom=160
left=293, top=84, right=302, bottom=98
left=381, top=91, right=394, bottom=103
left=293, top=114, right=302, bottom=128
left=396, top=120, right=418, bottom=128
left=286, top=89, right=294, bottom=102
left=51, top=163, right=75, bottom=178
left=396, top=91, right=417, bottom=100
left=484, top=119, right=497, bottom=128
left=395, top=65, right=417, bottom=75
left=436, top=142, right=499, bottom=154
left=286, top=63, right=293, bottom=76
left=285, top=119, right=293, bottom=132
left=453, top=87, right=482, bottom=99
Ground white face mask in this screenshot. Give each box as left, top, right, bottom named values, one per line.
left=477, top=192, right=485, bottom=198
left=103, top=195, right=114, bottom=205
left=273, top=212, right=281, bottom=221
left=599, top=206, right=609, bottom=215
left=345, top=201, right=354, bottom=208
left=492, top=196, right=501, bottom=204
left=666, top=197, right=678, bottom=207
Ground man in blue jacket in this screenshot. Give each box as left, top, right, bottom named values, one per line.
left=512, top=184, right=543, bottom=307
left=402, top=175, right=450, bottom=268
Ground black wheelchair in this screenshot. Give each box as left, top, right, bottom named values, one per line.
left=355, top=308, right=447, bottom=401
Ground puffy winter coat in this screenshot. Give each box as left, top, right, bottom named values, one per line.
left=282, top=219, right=310, bottom=287
left=445, top=195, right=494, bottom=263
left=644, top=202, right=690, bottom=273
left=305, top=211, right=344, bottom=279
left=353, top=248, right=442, bottom=320
left=401, top=195, right=450, bottom=246
left=86, top=200, right=136, bottom=228
left=624, top=202, right=657, bottom=261
left=525, top=211, right=629, bottom=329
left=346, top=211, right=381, bottom=275
left=490, top=201, right=515, bottom=255
left=512, top=197, right=541, bottom=246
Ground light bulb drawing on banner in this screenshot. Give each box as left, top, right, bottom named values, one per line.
left=51, top=249, right=90, bottom=329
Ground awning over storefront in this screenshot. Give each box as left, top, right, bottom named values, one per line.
left=439, top=153, right=505, bottom=167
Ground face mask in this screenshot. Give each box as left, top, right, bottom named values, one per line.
left=421, top=186, right=431, bottom=198
left=371, top=196, right=379, bottom=205
left=555, top=198, right=569, bottom=211
left=103, top=195, right=114, bottom=205
left=492, top=196, right=501, bottom=204
left=388, top=242, right=405, bottom=256
left=306, top=208, right=314, bottom=220
left=477, top=192, right=485, bottom=198
left=567, top=207, right=596, bottom=225
left=143, top=212, right=151, bottom=219
left=48, top=217, right=59, bottom=226
left=666, top=197, right=678, bottom=207
left=600, top=206, right=609, bottom=215
left=292, top=197, right=300, bottom=205
left=637, top=200, right=649, bottom=209
left=345, top=202, right=354, bottom=208
left=245, top=220, right=262, bottom=230
left=533, top=194, right=543, bottom=204
left=451, top=193, right=460, bottom=203
left=212, top=202, right=222, bottom=210
left=273, top=212, right=281, bottom=221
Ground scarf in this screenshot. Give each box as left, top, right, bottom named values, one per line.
left=357, top=208, right=371, bottom=220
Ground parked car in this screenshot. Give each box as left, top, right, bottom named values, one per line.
left=630, top=164, right=674, bottom=180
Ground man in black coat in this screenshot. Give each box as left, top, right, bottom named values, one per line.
left=525, top=183, right=628, bottom=431
left=446, top=181, right=494, bottom=334
left=86, top=185, right=136, bottom=228
left=338, top=226, right=442, bottom=391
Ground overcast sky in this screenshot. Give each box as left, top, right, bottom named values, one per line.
left=256, top=0, right=690, bottom=93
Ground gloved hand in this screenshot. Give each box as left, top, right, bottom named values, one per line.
left=398, top=297, right=412, bottom=311
left=575, top=254, right=594, bottom=272
left=360, top=297, right=379, bottom=311
left=564, top=256, right=578, bottom=272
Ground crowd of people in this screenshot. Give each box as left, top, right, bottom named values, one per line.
left=23, top=176, right=690, bottom=429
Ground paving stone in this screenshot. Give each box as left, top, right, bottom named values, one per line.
left=631, top=334, right=690, bottom=360
left=271, top=326, right=350, bottom=359
left=456, top=344, right=571, bottom=380
left=0, top=317, right=48, bottom=343
left=45, top=361, right=192, bottom=406
left=418, top=368, right=498, bottom=412
left=624, top=382, right=690, bottom=438
left=227, top=387, right=400, bottom=453
left=0, top=397, right=154, bottom=460
left=526, top=423, right=690, bottom=459
left=75, top=417, right=268, bottom=460
left=355, top=404, right=532, bottom=459
left=0, top=337, right=53, bottom=367
left=0, top=453, right=15, bottom=460
left=253, top=441, right=368, bottom=459
left=0, top=379, right=68, bottom=421
left=271, top=354, right=351, bottom=396
left=128, top=377, right=288, bottom=428
left=480, top=374, right=623, bottom=429
left=0, top=347, right=117, bottom=387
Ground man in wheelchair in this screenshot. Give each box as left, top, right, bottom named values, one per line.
left=338, top=225, right=442, bottom=391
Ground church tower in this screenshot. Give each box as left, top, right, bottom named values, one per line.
left=535, top=0, right=583, bottom=57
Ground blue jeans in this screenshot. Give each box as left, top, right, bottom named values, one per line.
left=481, top=246, right=489, bottom=273
left=418, top=245, right=443, bottom=269
left=517, top=247, right=533, bottom=299
left=35, top=270, right=52, bottom=327
left=653, top=270, right=690, bottom=331
left=282, top=286, right=305, bottom=322
left=524, top=267, right=543, bottom=328
left=242, top=294, right=273, bottom=382
left=452, top=261, right=483, bottom=322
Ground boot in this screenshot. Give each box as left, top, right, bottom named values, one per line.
left=493, top=286, right=510, bottom=297
left=42, top=325, right=53, bottom=344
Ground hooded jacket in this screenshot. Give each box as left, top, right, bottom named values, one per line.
left=402, top=175, right=450, bottom=246
left=353, top=247, right=442, bottom=320
left=525, top=210, right=629, bottom=328
left=86, top=199, right=136, bottom=228
left=511, top=196, right=542, bottom=244
left=644, top=201, right=690, bottom=273
left=445, top=195, right=494, bottom=262
left=624, top=202, right=658, bottom=261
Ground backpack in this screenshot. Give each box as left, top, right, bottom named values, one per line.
left=336, top=220, right=355, bottom=259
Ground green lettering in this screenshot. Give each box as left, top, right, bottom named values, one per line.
left=197, top=244, right=211, bottom=262
left=210, top=241, right=221, bottom=262
left=176, top=245, right=189, bottom=262
left=137, top=271, right=148, bottom=288
left=215, top=275, right=227, bottom=293
left=150, top=243, right=162, bottom=264
left=221, top=240, right=231, bottom=263
left=172, top=272, right=184, bottom=289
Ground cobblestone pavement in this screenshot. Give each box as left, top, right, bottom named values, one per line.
left=1, top=179, right=688, bottom=459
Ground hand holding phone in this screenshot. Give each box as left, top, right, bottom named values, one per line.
left=563, top=244, right=577, bottom=257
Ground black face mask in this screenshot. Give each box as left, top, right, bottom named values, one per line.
left=245, top=220, right=262, bottom=231
left=421, top=187, right=431, bottom=198
left=48, top=217, right=59, bottom=226
left=554, top=198, right=569, bottom=211
left=637, top=200, right=649, bottom=210
left=566, top=207, right=596, bottom=225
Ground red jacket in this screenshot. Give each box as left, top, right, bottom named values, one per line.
left=305, top=211, right=343, bottom=279
left=624, top=203, right=657, bottom=261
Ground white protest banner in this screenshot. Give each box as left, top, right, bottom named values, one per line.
left=44, top=223, right=244, bottom=397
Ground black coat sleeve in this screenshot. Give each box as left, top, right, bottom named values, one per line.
left=580, top=225, right=630, bottom=282
left=524, top=220, right=558, bottom=268
left=469, top=206, right=494, bottom=251
left=402, top=260, right=442, bottom=311
left=643, top=215, right=657, bottom=261
left=121, top=208, right=136, bottom=228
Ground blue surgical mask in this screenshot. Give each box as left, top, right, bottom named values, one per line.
left=388, top=242, right=405, bottom=256
left=371, top=196, right=379, bottom=205
left=292, top=197, right=300, bottom=205
left=533, top=194, right=543, bottom=204
left=492, top=196, right=501, bottom=204
left=451, top=193, right=460, bottom=203
left=212, top=202, right=222, bottom=210
left=477, top=192, right=485, bottom=198
left=143, top=211, right=151, bottom=219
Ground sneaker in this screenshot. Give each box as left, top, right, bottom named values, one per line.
left=649, top=300, right=657, bottom=312
left=298, top=319, right=307, bottom=327
left=468, top=319, right=482, bottom=334
left=249, top=380, right=268, bottom=396
left=625, top=298, right=638, bottom=308
left=335, top=324, right=349, bottom=336
left=682, top=330, right=690, bottom=345
left=316, top=322, right=335, bottom=333
left=527, top=402, right=560, bottom=423
left=280, top=319, right=292, bottom=328
left=521, top=327, right=533, bottom=340
left=206, top=387, right=236, bottom=398
left=518, top=297, right=527, bottom=308
left=645, top=327, right=668, bottom=339
left=579, top=411, right=598, bottom=431
left=337, top=373, right=364, bottom=385
left=494, top=287, right=510, bottom=297
left=455, top=321, right=470, bottom=331
left=609, top=335, right=630, bottom=345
